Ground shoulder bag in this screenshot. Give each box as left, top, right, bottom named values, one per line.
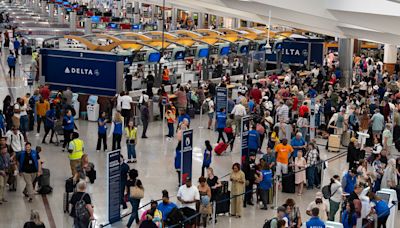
left=130, top=180, right=144, bottom=199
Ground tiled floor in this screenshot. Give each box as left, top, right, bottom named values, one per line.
left=0, top=51, right=399, bottom=228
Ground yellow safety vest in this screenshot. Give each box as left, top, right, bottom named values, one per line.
left=69, top=139, right=84, bottom=160
left=125, top=127, right=137, bottom=140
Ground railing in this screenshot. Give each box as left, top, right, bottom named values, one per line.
left=100, top=147, right=348, bottom=227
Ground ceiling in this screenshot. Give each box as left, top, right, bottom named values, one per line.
left=143, top=0, right=400, bottom=45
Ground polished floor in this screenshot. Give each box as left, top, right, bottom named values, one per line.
left=0, top=52, right=399, bottom=228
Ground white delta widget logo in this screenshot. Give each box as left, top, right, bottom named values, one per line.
left=64, top=67, right=100, bottom=76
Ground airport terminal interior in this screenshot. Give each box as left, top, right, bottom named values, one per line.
left=1, top=0, right=400, bottom=228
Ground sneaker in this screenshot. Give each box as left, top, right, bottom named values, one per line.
left=141, top=136, right=148, bottom=138
left=96, top=150, right=100, bottom=153
left=132, top=159, right=137, bottom=163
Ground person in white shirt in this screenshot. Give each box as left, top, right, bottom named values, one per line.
left=6, top=126, right=25, bottom=154
left=306, top=192, right=329, bottom=221
left=120, top=92, right=133, bottom=126
left=231, top=103, right=247, bottom=136
left=328, top=175, right=343, bottom=221
left=115, top=92, right=124, bottom=112
left=203, top=96, right=214, bottom=129
left=138, top=91, right=149, bottom=106
left=177, top=177, right=200, bottom=227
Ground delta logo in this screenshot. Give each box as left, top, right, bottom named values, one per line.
left=64, top=67, right=100, bottom=76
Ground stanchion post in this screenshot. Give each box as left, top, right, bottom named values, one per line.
left=162, top=103, right=166, bottom=144
left=272, top=176, right=279, bottom=209
left=199, top=105, right=203, bottom=129
left=212, top=202, right=216, bottom=228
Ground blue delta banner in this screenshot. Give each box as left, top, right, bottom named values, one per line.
left=40, top=49, right=124, bottom=96
left=215, top=87, right=228, bottom=112
left=107, top=150, right=121, bottom=224
left=267, top=41, right=323, bottom=65
left=181, top=129, right=193, bottom=185
left=240, top=115, right=252, bottom=166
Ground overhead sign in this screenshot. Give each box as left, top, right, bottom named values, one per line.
left=181, top=129, right=193, bottom=185
left=107, top=150, right=121, bottom=224
left=267, top=41, right=323, bottom=65
left=241, top=115, right=252, bottom=166
left=215, top=86, right=228, bottom=113
left=40, top=49, right=124, bottom=96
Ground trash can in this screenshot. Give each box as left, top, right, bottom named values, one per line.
left=72, top=93, right=80, bottom=120
left=87, top=95, right=99, bottom=122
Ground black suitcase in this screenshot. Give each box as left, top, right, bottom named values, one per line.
left=215, top=191, right=230, bottom=215
left=221, top=180, right=229, bottom=194
left=39, top=168, right=50, bottom=187
left=65, top=178, right=75, bottom=193
left=188, top=107, right=195, bottom=118
left=63, top=192, right=70, bottom=213
left=281, top=172, right=295, bottom=193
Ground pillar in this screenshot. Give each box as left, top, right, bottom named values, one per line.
left=151, top=4, right=158, bottom=24
left=58, top=7, right=64, bottom=24
left=48, top=3, right=54, bottom=19
left=69, top=11, right=77, bottom=31
left=133, top=1, right=140, bottom=24
left=246, top=20, right=251, bottom=28
left=84, top=18, right=92, bottom=34
left=41, top=1, right=47, bottom=14
left=383, top=44, right=397, bottom=75
left=170, top=7, right=177, bottom=30
left=216, top=16, right=221, bottom=28
left=207, top=14, right=212, bottom=28
left=230, top=18, right=237, bottom=29
left=353, top=39, right=361, bottom=56
left=338, top=38, right=354, bottom=88
left=197, top=12, right=204, bottom=29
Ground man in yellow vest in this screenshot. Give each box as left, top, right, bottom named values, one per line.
left=68, top=132, right=84, bottom=176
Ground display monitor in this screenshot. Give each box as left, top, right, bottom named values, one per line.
left=108, top=23, right=118, bottom=29
left=148, top=52, right=161, bottom=63
left=220, top=46, right=230, bottom=56
left=132, top=24, right=141, bottom=30
left=198, top=48, right=209, bottom=58
left=174, top=51, right=185, bottom=60
left=56, top=0, right=63, bottom=3
left=91, top=16, right=100, bottom=23
left=240, top=45, right=249, bottom=54
left=377, top=192, right=391, bottom=204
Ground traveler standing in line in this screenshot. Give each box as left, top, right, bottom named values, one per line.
left=201, top=140, right=212, bottom=177
left=18, top=98, right=28, bottom=141
left=225, top=114, right=235, bottom=152
left=162, top=66, right=170, bottom=85
left=35, top=97, right=49, bottom=136
left=126, top=169, right=144, bottom=227
left=306, top=208, right=326, bottom=228
left=96, top=112, right=108, bottom=152
left=6, top=126, right=25, bottom=155
left=231, top=102, right=246, bottom=136
left=294, top=150, right=307, bottom=196
left=230, top=163, right=245, bottom=218
left=68, top=132, right=84, bottom=177
left=17, top=142, right=41, bottom=203
left=69, top=181, right=94, bottom=228
left=3, top=95, right=13, bottom=131
left=42, top=104, right=56, bottom=144
left=63, top=87, right=73, bottom=106
left=146, top=71, right=155, bottom=98
left=125, top=121, right=138, bottom=163
left=7, top=51, right=16, bottom=78
left=341, top=201, right=357, bottom=228
left=177, top=177, right=200, bottom=228
left=165, top=104, right=176, bottom=140
left=23, top=210, right=45, bottom=228
left=0, top=146, right=11, bottom=204
left=109, top=111, right=124, bottom=150
left=120, top=155, right=129, bottom=210
left=125, top=72, right=133, bottom=92
left=120, top=92, right=133, bottom=127
left=157, top=190, right=178, bottom=222
left=328, top=175, right=343, bottom=221
left=62, top=109, right=75, bottom=151
left=140, top=102, right=149, bottom=138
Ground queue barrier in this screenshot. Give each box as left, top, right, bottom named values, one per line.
left=100, top=148, right=349, bottom=227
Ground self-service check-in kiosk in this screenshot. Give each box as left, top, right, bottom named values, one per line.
left=376, top=188, right=398, bottom=228
left=72, top=93, right=80, bottom=120
left=87, top=95, right=99, bottom=121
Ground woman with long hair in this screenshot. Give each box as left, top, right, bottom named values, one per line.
left=202, top=140, right=212, bottom=177
left=341, top=201, right=357, bottom=228
left=126, top=169, right=143, bottom=227
left=230, top=163, right=245, bottom=218
left=108, top=111, right=124, bottom=150
left=23, top=210, right=45, bottom=228
left=125, top=120, right=138, bottom=163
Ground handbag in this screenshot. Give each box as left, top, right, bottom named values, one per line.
left=224, top=127, right=233, bottom=134
left=130, top=180, right=144, bottom=199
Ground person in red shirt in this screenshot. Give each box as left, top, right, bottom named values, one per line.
left=39, top=85, right=50, bottom=100
left=249, top=83, right=262, bottom=104
left=298, top=102, right=310, bottom=117
left=292, top=94, right=299, bottom=116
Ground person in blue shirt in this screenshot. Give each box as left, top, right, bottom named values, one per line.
left=341, top=169, right=357, bottom=194
left=62, top=109, right=75, bottom=151
left=369, top=192, right=390, bottom=228
left=42, top=103, right=56, bottom=144
left=13, top=38, right=20, bottom=58
left=291, top=132, right=306, bottom=158
left=96, top=112, right=108, bottom=152
left=306, top=207, right=326, bottom=228
left=18, top=142, right=41, bottom=202
left=248, top=125, right=260, bottom=155
left=157, top=190, right=177, bottom=222
left=0, top=110, right=5, bottom=136
left=341, top=201, right=357, bottom=228
left=174, top=142, right=182, bottom=185
left=202, top=140, right=212, bottom=177
left=7, top=51, right=16, bottom=78
left=216, top=108, right=226, bottom=143
left=259, top=163, right=273, bottom=210
left=120, top=155, right=129, bottom=209
left=248, top=97, right=255, bottom=113
left=177, top=110, right=190, bottom=128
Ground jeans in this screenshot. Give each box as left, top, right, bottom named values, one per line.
left=259, top=188, right=270, bottom=208
left=112, top=134, right=122, bottom=150
left=127, top=143, right=136, bottom=160
left=329, top=199, right=340, bottom=221
left=96, top=133, right=107, bottom=151
left=315, top=113, right=321, bottom=127
left=244, top=183, right=254, bottom=204
left=307, top=166, right=317, bottom=189
left=167, top=122, right=174, bottom=137
left=19, top=115, right=28, bottom=134
left=127, top=198, right=140, bottom=227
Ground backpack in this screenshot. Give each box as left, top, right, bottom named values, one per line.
left=165, top=207, right=184, bottom=226
left=203, top=100, right=210, bottom=112
left=263, top=217, right=277, bottom=228
left=38, top=185, right=53, bottom=195
left=321, top=184, right=332, bottom=199
left=75, top=193, right=90, bottom=221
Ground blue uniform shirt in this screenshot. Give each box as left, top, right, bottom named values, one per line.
left=216, top=112, right=226, bottom=129
left=373, top=200, right=390, bottom=217
left=113, top=121, right=123, bottom=135
left=98, top=118, right=107, bottom=134
left=178, top=114, right=190, bottom=125
left=45, top=109, right=56, bottom=128
left=259, top=169, right=273, bottom=190
left=291, top=137, right=306, bottom=158
left=157, top=202, right=177, bottom=221
left=248, top=129, right=259, bottom=150
left=63, top=115, right=74, bottom=130
left=306, top=217, right=326, bottom=228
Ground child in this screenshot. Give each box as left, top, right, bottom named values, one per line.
left=202, top=140, right=212, bottom=177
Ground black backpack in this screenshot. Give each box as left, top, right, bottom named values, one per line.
left=166, top=207, right=184, bottom=226
left=263, top=217, right=277, bottom=228
left=38, top=185, right=53, bottom=195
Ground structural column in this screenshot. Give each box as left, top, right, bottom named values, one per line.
left=197, top=12, right=204, bottom=29
left=133, top=1, right=140, bottom=24
left=41, top=1, right=47, bottom=14
left=69, top=11, right=77, bottom=31
left=383, top=44, right=397, bottom=75
left=170, top=7, right=177, bottom=30
left=216, top=16, right=221, bottom=28
left=84, top=18, right=92, bottom=34
left=151, top=4, right=158, bottom=25
left=207, top=14, right=212, bottom=28
left=338, top=38, right=354, bottom=88
left=48, top=3, right=54, bottom=19
left=58, top=7, right=64, bottom=23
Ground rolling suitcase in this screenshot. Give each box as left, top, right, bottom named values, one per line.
left=39, top=168, right=50, bottom=187
left=63, top=192, right=70, bottom=213
left=281, top=171, right=295, bottom=193
left=215, top=191, right=230, bottom=215
left=341, top=131, right=350, bottom=147
left=188, top=105, right=195, bottom=119
left=328, top=134, right=341, bottom=152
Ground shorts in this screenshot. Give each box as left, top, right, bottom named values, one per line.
left=276, top=162, right=288, bottom=177
left=181, top=207, right=197, bottom=225
left=207, top=112, right=214, bottom=120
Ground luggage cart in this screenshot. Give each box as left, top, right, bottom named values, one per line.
left=54, top=120, right=64, bottom=146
